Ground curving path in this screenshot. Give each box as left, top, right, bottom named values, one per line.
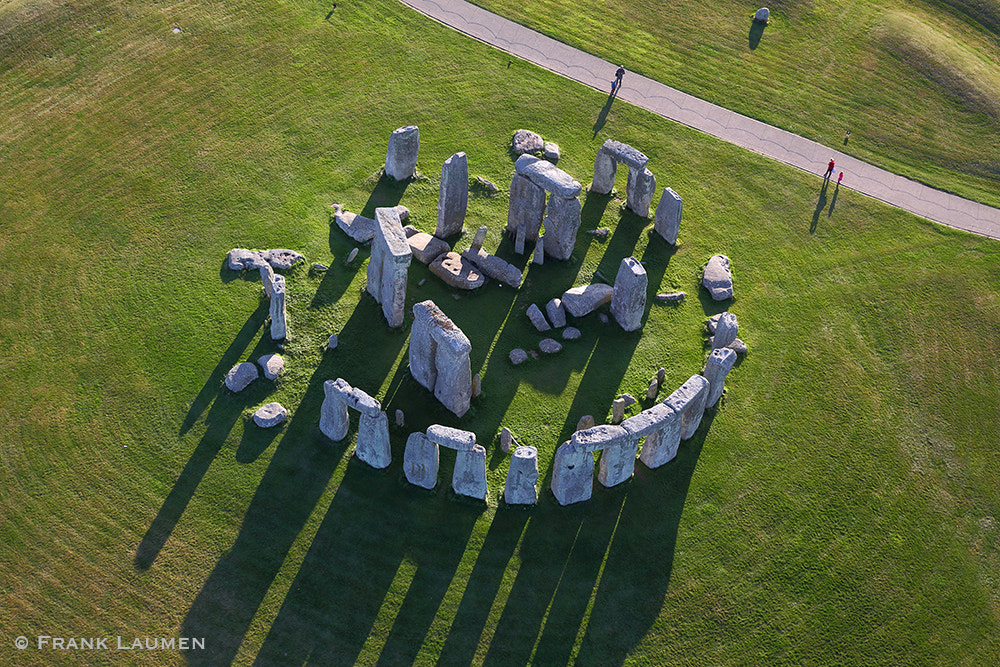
left=399, top=0, right=1000, bottom=240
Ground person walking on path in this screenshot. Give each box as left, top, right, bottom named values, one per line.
left=838, top=172, right=844, bottom=185
left=824, top=158, right=835, bottom=179
left=613, top=65, right=625, bottom=93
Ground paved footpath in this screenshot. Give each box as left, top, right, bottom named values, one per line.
left=400, top=0, right=1000, bottom=240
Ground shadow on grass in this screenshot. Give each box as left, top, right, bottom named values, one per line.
left=811, top=178, right=830, bottom=233
left=360, top=172, right=410, bottom=219
left=593, top=91, right=617, bottom=139
left=829, top=181, right=840, bottom=217
left=749, top=19, right=766, bottom=50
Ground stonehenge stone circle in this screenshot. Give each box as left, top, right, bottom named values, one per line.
left=654, top=188, right=682, bottom=244
left=384, top=125, right=419, bottom=181
left=542, top=194, right=583, bottom=261
left=453, top=445, right=488, bottom=500
left=318, top=378, right=391, bottom=467
left=561, top=283, right=614, bottom=317
left=436, top=152, right=469, bottom=238
left=665, top=374, right=711, bottom=441
left=546, top=298, right=566, bottom=328
left=429, top=251, right=486, bottom=290
left=703, top=254, right=734, bottom=301
left=591, top=140, right=656, bottom=215
left=626, top=167, right=656, bottom=218
left=320, top=378, right=353, bottom=441
left=366, top=207, right=413, bottom=327
left=597, top=437, right=639, bottom=487
left=712, top=312, right=739, bottom=350
left=410, top=301, right=473, bottom=417
left=356, top=409, right=391, bottom=469
left=551, top=441, right=595, bottom=505
left=504, top=446, right=539, bottom=505
left=610, top=257, right=647, bottom=331
left=257, top=353, right=284, bottom=381
left=225, top=362, right=258, bottom=392
left=527, top=304, right=550, bottom=332
left=514, top=154, right=581, bottom=199
left=703, top=348, right=738, bottom=407
left=404, top=432, right=439, bottom=489
left=253, top=402, right=288, bottom=428
left=507, top=174, right=546, bottom=241
left=624, top=402, right=682, bottom=469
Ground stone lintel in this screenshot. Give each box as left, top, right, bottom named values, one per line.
left=571, top=424, right=629, bottom=452
left=426, top=424, right=477, bottom=451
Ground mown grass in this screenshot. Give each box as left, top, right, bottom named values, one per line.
left=468, top=0, right=1000, bottom=209
left=0, top=0, right=998, bottom=665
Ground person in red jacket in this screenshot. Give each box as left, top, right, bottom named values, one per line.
left=824, top=158, right=835, bottom=179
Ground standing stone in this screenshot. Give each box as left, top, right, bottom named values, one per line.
left=703, top=254, right=734, bottom=301
left=356, top=410, right=391, bottom=469
left=551, top=442, right=594, bottom=506
left=257, top=353, right=285, bottom=381
left=646, top=378, right=659, bottom=400
left=507, top=173, right=546, bottom=240
left=576, top=415, right=595, bottom=431
left=545, top=298, right=566, bottom=328
left=755, top=7, right=770, bottom=22
left=472, top=373, right=481, bottom=398
left=436, top=152, right=469, bottom=238
left=514, top=154, right=582, bottom=199
left=504, top=446, right=539, bottom=505
left=470, top=225, right=488, bottom=252
left=561, top=283, right=614, bottom=317
left=703, top=348, right=738, bottom=407
left=657, top=367, right=666, bottom=385
left=625, top=403, right=681, bottom=469
left=453, top=444, right=488, bottom=500
left=591, top=148, right=618, bottom=194
left=610, top=257, right=647, bottom=332
left=654, top=188, right=682, bottom=244
left=712, top=312, right=739, bottom=350
left=320, top=378, right=353, bottom=442
left=611, top=398, right=627, bottom=424
left=260, top=263, right=276, bottom=299
left=514, top=223, right=526, bottom=255
left=532, top=236, right=545, bottom=265
left=270, top=274, right=287, bottom=340
left=225, top=362, right=259, bottom=392
left=395, top=409, right=405, bottom=427
left=331, top=205, right=377, bottom=243
left=543, top=195, right=582, bottom=261
left=410, top=300, right=472, bottom=417
left=253, top=402, right=288, bottom=428
left=626, top=167, right=656, bottom=218
left=404, top=432, right=439, bottom=490
left=597, top=439, right=639, bottom=487
left=665, top=375, right=711, bottom=441
left=526, top=304, right=550, bottom=332
left=384, top=125, right=419, bottom=181
left=366, top=207, right=413, bottom=328
left=500, top=427, right=514, bottom=453
left=327, top=334, right=339, bottom=350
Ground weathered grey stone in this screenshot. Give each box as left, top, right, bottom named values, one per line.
left=228, top=248, right=267, bottom=271
left=542, top=195, right=582, bottom=261
left=475, top=176, right=499, bottom=193
left=527, top=304, right=550, bottom=332
left=253, top=402, right=288, bottom=428
left=404, top=432, right=439, bottom=490
left=514, top=223, right=526, bottom=255
left=505, top=446, right=539, bottom=505
left=576, top=415, right=595, bottom=431
left=500, top=426, right=515, bottom=453
left=269, top=274, right=287, bottom=340
left=257, top=354, right=284, bottom=381
left=543, top=142, right=560, bottom=162
left=561, top=283, right=614, bottom=317
left=385, top=125, right=419, bottom=181
left=539, top=338, right=562, bottom=354
left=327, top=334, right=339, bottom=350
left=225, top=362, right=259, bottom=392
left=706, top=313, right=722, bottom=334
left=472, top=373, right=481, bottom=398
left=509, top=348, right=528, bottom=365
left=550, top=442, right=594, bottom=506
left=320, top=378, right=353, bottom=441
left=406, top=232, right=450, bottom=265
left=646, top=378, right=659, bottom=400
left=507, top=174, right=546, bottom=241
left=346, top=386, right=382, bottom=417
left=260, top=263, right=276, bottom=299
left=395, top=409, right=405, bottom=427
left=600, top=139, right=649, bottom=171
left=703, top=348, right=737, bottom=407
left=591, top=149, right=618, bottom=194
left=512, top=129, right=544, bottom=154
left=653, top=188, right=682, bottom=244
left=461, top=248, right=522, bottom=288
left=429, top=251, right=486, bottom=290
left=532, top=235, right=545, bottom=265
left=622, top=403, right=673, bottom=439
left=620, top=393, right=637, bottom=407
left=610, top=257, right=647, bottom=332
left=655, top=291, right=686, bottom=302
left=611, top=398, right=626, bottom=424
left=425, top=424, right=477, bottom=451
left=755, top=7, right=770, bottom=22
left=410, top=301, right=472, bottom=417
left=712, top=312, right=739, bottom=350
left=470, top=225, right=488, bottom=252
left=261, top=249, right=305, bottom=271
left=632, top=404, right=682, bottom=469
left=703, top=254, right=734, bottom=301
left=346, top=247, right=359, bottom=264
left=367, top=207, right=412, bottom=327
left=729, top=338, right=748, bottom=355
left=597, top=438, right=639, bottom=487
left=514, top=154, right=582, bottom=199
left=355, top=410, right=391, bottom=469
left=436, top=152, right=469, bottom=238
left=586, top=227, right=610, bottom=239
left=626, top=167, right=656, bottom=217
left=312, top=263, right=328, bottom=272
left=571, top=424, right=629, bottom=452
left=664, top=375, right=711, bottom=441
left=332, top=204, right=377, bottom=243
left=453, top=444, right=488, bottom=500
left=562, top=326, right=581, bottom=340
left=658, top=367, right=666, bottom=384
left=545, top=298, right=566, bottom=328
left=599, top=313, right=609, bottom=324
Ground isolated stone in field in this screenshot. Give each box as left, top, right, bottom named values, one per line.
left=546, top=298, right=567, bottom=328
left=712, top=312, right=739, bottom=350
left=703, top=254, right=734, bottom=301
left=703, top=348, right=738, bottom=407
left=332, top=204, right=377, bottom=243
left=404, top=432, right=439, bottom=490
left=257, top=353, right=284, bottom=381
left=656, top=291, right=686, bottom=302
left=385, top=125, right=419, bottom=181
left=436, top=152, right=469, bottom=238
left=539, top=338, right=562, bottom=354
left=253, top=402, right=287, bottom=428
left=261, top=249, right=305, bottom=271
left=410, top=301, right=473, bottom=417
left=228, top=248, right=267, bottom=271
left=462, top=248, right=522, bottom=288
left=327, top=334, right=339, bottom=350
left=527, top=304, right=550, bottom=332
left=626, top=167, right=656, bottom=218
left=543, top=142, right=560, bottom=162
left=225, top=362, right=259, bottom=392
left=500, top=426, right=515, bottom=453
left=407, top=232, right=451, bottom=265
left=561, top=283, right=614, bottom=317
left=505, top=446, right=539, bottom=505
left=453, top=444, right=488, bottom=500
left=470, top=225, right=488, bottom=252
left=550, top=442, right=594, bottom=506
left=610, top=256, right=647, bottom=331
left=562, top=326, right=581, bottom=340
left=512, top=129, right=544, bottom=154
left=509, top=348, right=528, bottom=365
left=429, top=252, right=486, bottom=290
left=366, top=207, right=413, bottom=327
left=654, top=187, right=682, bottom=244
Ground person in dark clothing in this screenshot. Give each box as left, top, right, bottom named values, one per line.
left=824, top=158, right=835, bottom=179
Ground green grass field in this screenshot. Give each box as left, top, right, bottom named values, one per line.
left=1, top=0, right=999, bottom=665
left=469, top=0, right=1000, bottom=209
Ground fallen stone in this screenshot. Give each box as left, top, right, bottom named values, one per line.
left=404, top=432, right=439, bottom=490
left=586, top=228, right=610, bottom=239
left=545, top=298, right=566, bottom=328
left=654, top=187, right=682, bottom=244
left=261, top=249, right=305, bottom=271
left=327, top=334, right=339, bottom=349
left=509, top=348, right=528, bottom=365
left=505, top=445, right=539, bottom=505
left=712, top=312, right=739, bottom=349
left=527, top=304, right=550, bottom=332
left=599, top=313, right=609, bottom=324
left=426, top=424, right=477, bottom=451
left=253, top=402, right=288, bottom=428
left=561, top=283, right=614, bottom=317
left=475, top=176, right=499, bottom=193
left=228, top=248, right=267, bottom=271
left=461, top=248, right=522, bottom=288
left=512, top=129, right=544, bottom=154
left=332, top=204, right=377, bottom=243
left=453, top=444, right=488, bottom=500
left=226, top=362, right=259, bottom=392
left=706, top=313, right=722, bottom=334
left=729, top=338, right=748, bottom=355
left=655, top=291, right=686, bottom=302
left=429, top=251, right=486, bottom=290
left=543, top=142, right=560, bottom=162
left=346, top=247, right=359, bottom=264
left=385, top=125, right=419, bottom=181
left=703, top=254, right=734, bottom=301
left=257, top=353, right=285, bottom=381
left=610, top=256, right=647, bottom=332
left=514, top=154, right=582, bottom=199
left=576, top=415, right=595, bottom=431
left=312, top=263, right=328, bottom=271
left=550, top=442, right=594, bottom=505
left=407, top=232, right=451, bottom=264
left=470, top=225, right=488, bottom=252
left=395, top=409, right=405, bottom=427
left=539, top=338, right=562, bottom=354
left=562, top=326, right=581, bottom=340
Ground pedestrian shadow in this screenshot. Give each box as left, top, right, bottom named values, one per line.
left=811, top=179, right=830, bottom=233
left=592, top=92, right=617, bottom=139
left=828, top=181, right=840, bottom=217
left=749, top=19, right=766, bottom=50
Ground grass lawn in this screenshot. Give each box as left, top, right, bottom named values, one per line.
left=1, top=0, right=999, bottom=665
left=468, top=0, right=1000, bottom=209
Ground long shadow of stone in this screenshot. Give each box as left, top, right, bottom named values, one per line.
left=595, top=208, right=649, bottom=283
left=315, top=220, right=368, bottom=309
left=136, top=304, right=270, bottom=570
left=360, top=173, right=410, bottom=219
left=251, top=462, right=481, bottom=666
left=749, top=19, right=766, bottom=50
